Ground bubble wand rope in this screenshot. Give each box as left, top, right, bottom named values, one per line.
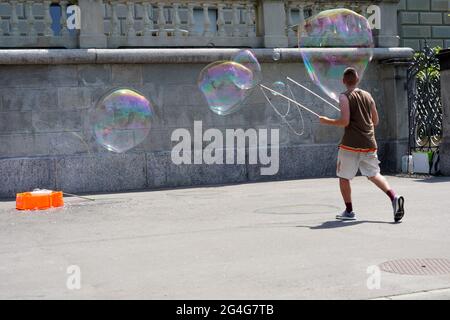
left=286, top=77, right=340, bottom=112
left=260, top=85, right=320, bottom=118
left=260, top=83, right=305, bottom=136
left=63, top=192, right=96, bottom=201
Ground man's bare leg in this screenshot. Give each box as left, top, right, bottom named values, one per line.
left=368, top=174, right=391, bottom=193
left=369, top=174, right=405, bottom=222
left=340, top=178, right=352, bottom=203
left=340, top=178, right=353, bottom=213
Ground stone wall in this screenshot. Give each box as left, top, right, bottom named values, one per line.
left=399, top=0, right=450, bottom=50
left=0, top=48, right=412, bottom=198
left=438, top=49, right=450, bottom=175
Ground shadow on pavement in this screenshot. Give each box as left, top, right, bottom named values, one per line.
left=296, top=220, right=398, bottom=230
left=412, top=176, right=450, bottom=184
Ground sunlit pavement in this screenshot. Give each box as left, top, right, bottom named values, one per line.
left=1, top=175, right=450, bottom=300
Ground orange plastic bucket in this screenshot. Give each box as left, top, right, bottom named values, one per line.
left=16, top=191, right=64, bottom=210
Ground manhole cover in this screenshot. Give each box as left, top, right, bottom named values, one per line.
left=379, top=258, right=450, bottom=276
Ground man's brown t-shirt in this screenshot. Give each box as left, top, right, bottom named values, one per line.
left=340, top=88, right=377, bottom=152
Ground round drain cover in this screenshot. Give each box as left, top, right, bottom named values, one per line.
left=379, top=258, right=450, bottom=276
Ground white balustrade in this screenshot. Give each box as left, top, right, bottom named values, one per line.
left=43, top=0, right=52, bottom=36
left=0, top=0, right=388, bottom=49
left=10, top=0, right=19, bottom=36
left=103, top=0, right=260, bottom=48
left=245, top=3, right=255, bottom=37
left=285, top=0, right=378, bottom=47
left=60, top=0, right=69, bottom=36
left=0, top=0, right=77, bottom=48
left=216, top=3, right=225, bottom=37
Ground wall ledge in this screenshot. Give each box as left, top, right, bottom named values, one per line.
left=0, top=48, right=414, bottom=65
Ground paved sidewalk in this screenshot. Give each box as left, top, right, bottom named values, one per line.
left=1, top=175, right=449, bottom=300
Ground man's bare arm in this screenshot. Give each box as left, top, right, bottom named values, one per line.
left=319, top=94, right=350, bottom=127
left=370, top=97, right=379, bottom=126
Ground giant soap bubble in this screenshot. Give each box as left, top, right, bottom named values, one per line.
left=298, top=9, right=374, bottom=102
left=92, top=88, right=153, bottom=153
left=198, top=61, right=254, bottom=115
left=198, top=50, right=262, bottom=116
left=231, top=49, right=262, bottom=89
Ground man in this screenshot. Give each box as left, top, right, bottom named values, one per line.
left=319, top=67, right=405, bottom=222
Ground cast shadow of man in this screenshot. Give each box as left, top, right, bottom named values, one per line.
left=297, top=220, right=398, bottom=230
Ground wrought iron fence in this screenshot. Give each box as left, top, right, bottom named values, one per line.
left=407, top=44, right=442, bottom=154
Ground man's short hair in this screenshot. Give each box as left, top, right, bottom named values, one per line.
left=343, top=67, right=359, bottom=86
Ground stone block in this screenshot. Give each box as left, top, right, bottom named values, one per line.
left=48, top=65, right=79, bottom=87
left=111, top=64, right=143, bottom=86
left=146, top=151, right=248, bottom=188
left=55, top=153, right=147, bottom=193
left=0, top=157, right=56, bottom=198
left=422, top=39, right=444, bottom=49
left=58, top=87, right=93, bottom=110
left=444, top=13, right=450, bottom=25
left=31, top=110, right=83, bottom=133
left=403, top=39, right=421, bottom=50
left=78, top=65, right=111, bottom=87
left=0, top=88, right=58, bottom=111
left=407, top=0, right=431, bottom=11
left=440, top=142, right=450, bottom=175
left=247, top=144, right=337, bottom=182
left=0, top=111, right=32, bottom=133
left=400, top=12, right=419, bottom=24
left=402, top=25, right=432, bottom=38
left=432, top=26, right=450, bottom=38
left=0, top=65, right=49, bottom=88
left=142, top=64, right=199, bottom=86
left=431, top=0, right=449, bottom=11
left=420, top=12, right=443, bottom=24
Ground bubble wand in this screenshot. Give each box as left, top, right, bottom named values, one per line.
left=260, top=84, right=320, bottom=118
left=286, top=77, right=340, bottom=112
left=260, top=83, right=306, bottom=136
left=63, top=192, right=96, bottom=201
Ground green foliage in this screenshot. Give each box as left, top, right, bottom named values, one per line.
left=414, top=46, right=441, bottom=82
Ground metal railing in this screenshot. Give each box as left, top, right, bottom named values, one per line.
left=407, top=43, right=443, bottom=153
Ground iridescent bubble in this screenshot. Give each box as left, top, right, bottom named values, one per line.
left=232, top=49, right=262, bottom=89
left=298, top=9, right=374, bottom=102
left=198, top=61, right=253, bottom=115
left=92, top=88, right=153, bottom=153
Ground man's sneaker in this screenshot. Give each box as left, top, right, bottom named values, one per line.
left=336, top=210, right=356, bottom=221
left=392, top=195, right=405, bottom=223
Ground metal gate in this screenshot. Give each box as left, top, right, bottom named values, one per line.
left=407, top=44, right=443, bottom=154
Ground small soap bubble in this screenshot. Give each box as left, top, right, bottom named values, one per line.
left=198, top=61, right=253, bottom=115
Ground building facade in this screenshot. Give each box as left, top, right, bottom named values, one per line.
left=0, top=0, right=440, bottom=197
left=398, top=0, right=450, bottom=50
